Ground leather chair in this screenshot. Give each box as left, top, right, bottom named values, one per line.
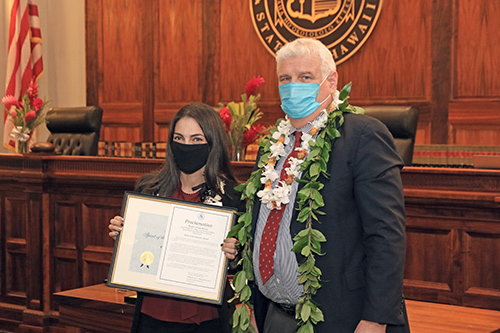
left=362, top=105, right=420, bottom=165
left=46, top=106, right=103, bottom=155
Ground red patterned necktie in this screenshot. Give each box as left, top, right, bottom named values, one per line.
left=259, top=131, right=302, bottom=284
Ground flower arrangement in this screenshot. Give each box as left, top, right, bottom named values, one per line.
left=2, top=77, right=50, bottom=153
left=218, top=76, right=267, bottom=160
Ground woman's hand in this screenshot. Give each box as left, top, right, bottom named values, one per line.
left=221, top=238, right=239, bottom=260
left=108, top=216, right=124, bottom=240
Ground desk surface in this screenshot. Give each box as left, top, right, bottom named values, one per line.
left=54, top=284, right=136, bottom=332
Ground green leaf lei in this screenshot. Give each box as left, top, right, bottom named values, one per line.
left=228, top=83, right=363, bottom=333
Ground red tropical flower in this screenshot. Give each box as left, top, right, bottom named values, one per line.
left=2, top=95, right=20, bottom=110
left=245, top=75, right=265, bottom=96
left=24, top=110, right=37, bottom=122
left=27, top=77, right=39, bottom=101
left=219, top=107, right=232, bottom=128
left=242, top=124, right=266, bottom=147
left=33, top=98, right=43, bottom=111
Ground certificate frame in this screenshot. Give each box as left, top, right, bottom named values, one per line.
left=107, top=191, right=237, bottom=305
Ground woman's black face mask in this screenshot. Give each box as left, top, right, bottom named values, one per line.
left=170, top=141, right=210, bottom=174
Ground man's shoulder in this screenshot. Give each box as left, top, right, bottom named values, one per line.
left=343, top=111, right=383, bottom=126
left=342, top=111, right=391, bottom=135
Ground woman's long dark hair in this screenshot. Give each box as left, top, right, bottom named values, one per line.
left=135, top=103, right=236, bottom=198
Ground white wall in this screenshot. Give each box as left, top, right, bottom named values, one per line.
left=0, top=0, right=86, bottom=153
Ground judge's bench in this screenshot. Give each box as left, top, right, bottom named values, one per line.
left=0, top=154, right=499, bottom=332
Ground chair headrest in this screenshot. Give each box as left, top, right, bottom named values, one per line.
left=46, top=106, right=103, bottom=134
left=362, top=105, right=419, bottom=139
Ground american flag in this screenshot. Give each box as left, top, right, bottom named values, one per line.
left=3, top=0, right=43, bottom=151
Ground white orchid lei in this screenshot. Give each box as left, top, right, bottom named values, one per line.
left=256, top=107, right=329, bottom=210
left=227, top=83, right=363, bottom=333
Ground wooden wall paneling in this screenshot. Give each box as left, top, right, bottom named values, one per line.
left=219, top=0, right=282, bottom=126
left=86, top=0, right=100, bottom=108
left=462, top=219, right=500, bottom=309
left=448, top=101, right=500, bottom=145
left=400, top=167, right=500, bottom=310
left=4, top=196, right=27, bottom=304
left=7, top=252, right=26, bottom=299
left=53, top=258, right=80, bottom=295
left=0, top=160, right=34, bottom=330
left=99, top=0, right=147, bottom=134
left=86, top=0, right=154, bottom=143
left=415, top=105, right=433, bottom=145
left=466, top=231, right=500, bottom=290
left=340, top=0, right=431, bottom=101
left=201, top=0, right=221, bottom=106
left=156, top=0, right=203, bottom=104
left=404, top=222, right=458, bottom=305
left=0, top=191, right=2, bottom=299
left=51, top=193, right=124, bottom=294
left=415, top=122, right=432, bottom=145
left=26, top=192, right=43, bottom=311
left=405, top=226, right=453, bottom=287
left=85, top=0, right=500, bottom=149
left=341, top=0, right=433, bottom=144
left=81, top=203, right=118, bottom=253
left=431, top=0, right=453, bottom=144
left=83, top=260, right=112, bottom=288
left=41, top=192, right=51, bottom=314
left=450, top=0, right=500, bottom=145
left=53, top=201, right=79, bottom=249
left=154, top=122, right=170, bottom=143
left=102, top=126, right=143, bottom=144
left=142, top=0, right=155, bottom=142
left=403, top=205, right=500, bottom=307
left=454, top=0, right=500, bottom=98
left=52, top=199, right=81, bottom=293
left=154, top=0, right=204, bottom=136
left=81, top=200, right=121, bottom=286
left=449, top=126, right=500, bottom=147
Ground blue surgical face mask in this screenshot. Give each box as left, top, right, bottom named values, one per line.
left=279, top=76, right=330, bottom=119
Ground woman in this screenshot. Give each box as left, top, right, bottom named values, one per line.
left=108, top=103, right=241, bottom=333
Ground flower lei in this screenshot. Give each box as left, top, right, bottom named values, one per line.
left=228, top=83, right=363, bottom=333
left=256, top=109, right=329, bottom=210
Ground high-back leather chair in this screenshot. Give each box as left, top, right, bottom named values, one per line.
left=46, top=106, right=103, bottom=156
left=363, top=105, right=420, bottom=165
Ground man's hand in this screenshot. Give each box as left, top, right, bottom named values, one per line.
left=221, top=238, right=239, bottom=260
left=354, top=320, right=386, bottom=333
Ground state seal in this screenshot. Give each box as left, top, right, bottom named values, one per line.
left=250, top=0, right=383, bottom=64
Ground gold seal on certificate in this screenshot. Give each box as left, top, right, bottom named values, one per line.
left=140, top=251, right=154, bottom=269
left=107, top=191, right=237, bottom=305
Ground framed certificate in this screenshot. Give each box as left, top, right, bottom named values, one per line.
left=107, top=191, right=237, bottom=305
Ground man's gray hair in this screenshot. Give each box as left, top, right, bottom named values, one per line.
left=276, top=38, right=336, bottom=77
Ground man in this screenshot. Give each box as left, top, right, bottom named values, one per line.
left=224, top=38, right=410, bottom=333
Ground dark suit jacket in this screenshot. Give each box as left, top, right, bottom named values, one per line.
left=252, top=113, right=411, bottom=333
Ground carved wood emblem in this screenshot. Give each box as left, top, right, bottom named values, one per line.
left=250, top=0, right=384, bottom=64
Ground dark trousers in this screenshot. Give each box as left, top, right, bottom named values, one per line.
left=135, top=313, right=222, bottom=333
left=263, top=302, right=298, bottom=333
